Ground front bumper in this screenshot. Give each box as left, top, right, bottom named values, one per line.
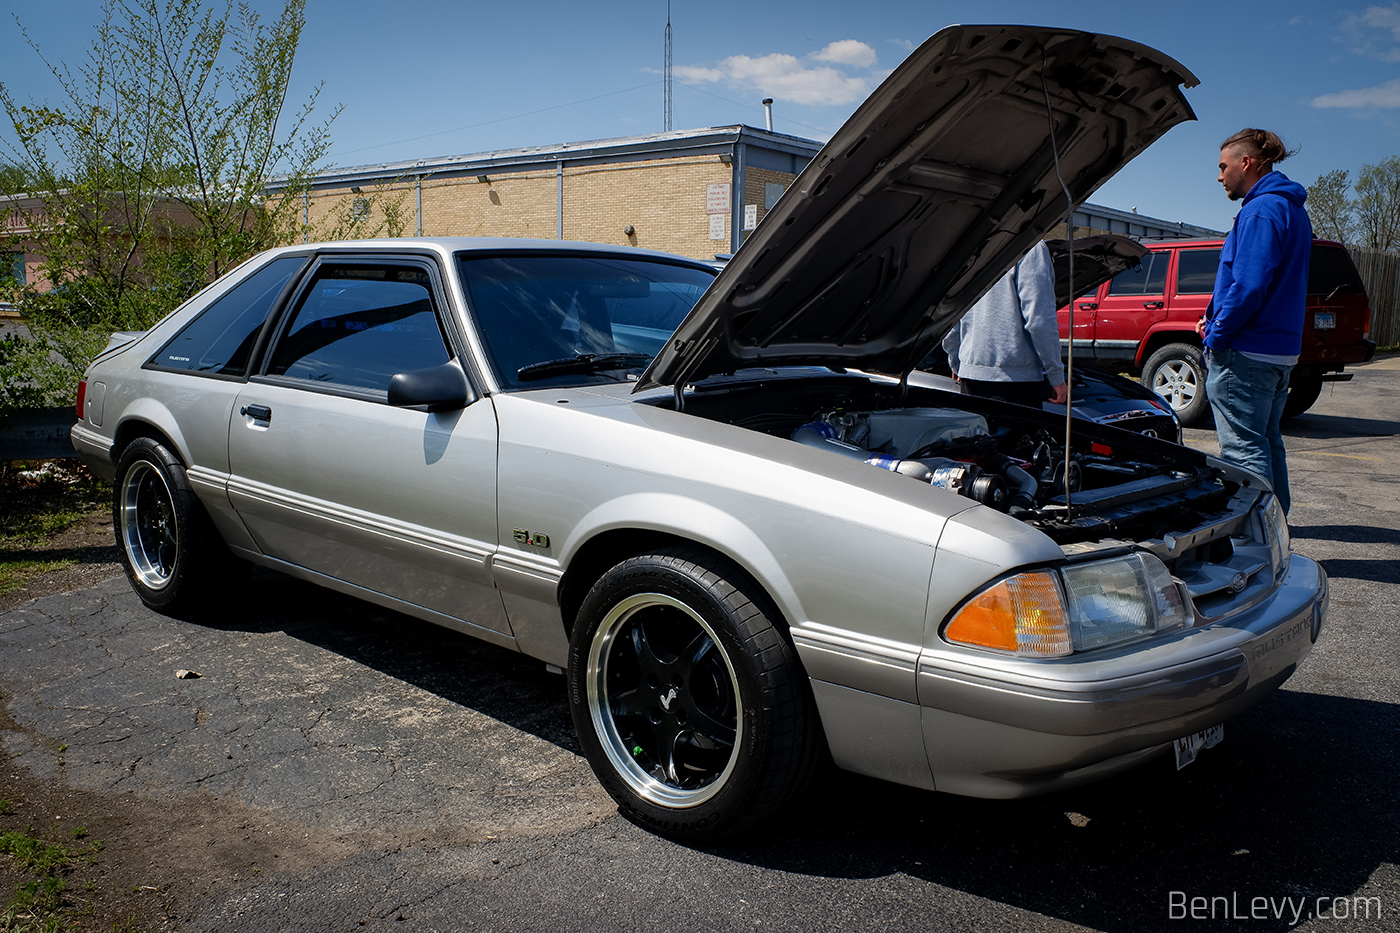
left=917, top=553, right=1328, bottom=797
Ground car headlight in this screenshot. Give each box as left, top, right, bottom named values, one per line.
left=944, top=553, right=1190, bottom=657
left=1261, top=494, right=1289, bottom=583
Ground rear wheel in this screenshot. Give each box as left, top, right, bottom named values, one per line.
left=1282, top=372, right=1324, bottom=419
left=114, top=437, right=231, bottom=614
left=567, top=547, right=819, bottom=840
left=1143, top=343, right=1209, bottom=427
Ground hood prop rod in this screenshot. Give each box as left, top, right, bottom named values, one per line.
left=1041, top=53, right=1075, bottom=515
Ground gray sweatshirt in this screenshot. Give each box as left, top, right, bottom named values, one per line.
left=941, top=241, right=1065, bottom=387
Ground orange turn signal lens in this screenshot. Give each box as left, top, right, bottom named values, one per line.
left=944, top=572, right=1072, bottom=657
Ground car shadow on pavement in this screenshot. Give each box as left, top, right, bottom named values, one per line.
left=1283, top=410, right=1400, bottom=439
left=708, top=689, right=1398, bottom=932
left=184, top=567, right=580, bottom=754
left=1290, top=524, right=1400, bottom=585
left=176, top=568, right=1395, bottom=932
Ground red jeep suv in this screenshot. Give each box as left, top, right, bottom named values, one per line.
left=1057, top=238, right=1375, bottom=425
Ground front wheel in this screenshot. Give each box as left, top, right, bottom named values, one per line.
left=114, top=437, right=229, bottom=614
left=1143, top=343, right=1209, bottom=427
left=567, top=547, right=820, bottom=840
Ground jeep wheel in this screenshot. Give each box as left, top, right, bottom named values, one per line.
left=1282, top=372, right=1323, bottom=420
left=1143, top=343, right=1209, bottom=427
left=567, top=547, right=820, bottom=840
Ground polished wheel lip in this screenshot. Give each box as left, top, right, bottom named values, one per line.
left=586, top=591, right=743, bottom=809
left=119, top=459, right=177, bottom=591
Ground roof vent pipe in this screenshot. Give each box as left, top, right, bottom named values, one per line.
left=762, top=98, right=773, bottom=131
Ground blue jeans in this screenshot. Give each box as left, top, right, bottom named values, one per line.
left=1205, top=347, right=1293, bottom=513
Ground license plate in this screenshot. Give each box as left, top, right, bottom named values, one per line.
left=1314, top=311, right=1336, bottom=330
left=1173, top=723, right=1223, bottom=770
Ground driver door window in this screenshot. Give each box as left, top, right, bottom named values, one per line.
left=266, top=264, right=451, bottom=392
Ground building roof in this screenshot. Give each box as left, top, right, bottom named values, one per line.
left=273, top=125, right=824, bottom=193
left=274, top=125, right=1227, bottom=240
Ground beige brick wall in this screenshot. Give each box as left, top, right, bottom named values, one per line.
left=743, top=166, right=795, bottom=230
left=562, top=156, right=733, bottom=258
left=293, top=154, right=799, bottom=262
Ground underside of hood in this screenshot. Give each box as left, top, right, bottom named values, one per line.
left=637, top=24, right=1197, bottom=392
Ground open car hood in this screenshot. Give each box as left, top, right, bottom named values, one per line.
left=637, top=24, right=1196, bottom=392
left=1044, top=234, right=1149, bottom=307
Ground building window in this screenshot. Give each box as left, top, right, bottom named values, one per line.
left=6, top=252, right=22, bottom=286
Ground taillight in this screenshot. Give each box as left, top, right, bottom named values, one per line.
left=75, top=380, right=86, bottom=421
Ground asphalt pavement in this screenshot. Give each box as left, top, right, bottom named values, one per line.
left=1, top=357, right=1397, bottom=932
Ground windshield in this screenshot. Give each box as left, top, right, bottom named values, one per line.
left=457, top=253, right=715, bottom=389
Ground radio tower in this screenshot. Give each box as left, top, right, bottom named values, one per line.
left=664, top=3, right=673, bottom=132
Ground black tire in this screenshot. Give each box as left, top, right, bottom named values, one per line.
left=1143, top=343, right=1209, bottom=427
left=1282, top=372, right=1323, bottom=420
left=113, top=437, right=229, bottom=614
left=567, top=546, right=820, bottom=841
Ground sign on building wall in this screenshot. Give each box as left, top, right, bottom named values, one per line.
left=743, top=205, right=758, bottom=231
left=705, top=183, right=731, bottom=215
left=709, top=214, right=726, bottom=240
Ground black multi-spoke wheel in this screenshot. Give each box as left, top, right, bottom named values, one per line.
left=114, top=437, right=229, bottom=614
left=568, top=547, right=820, bottom=840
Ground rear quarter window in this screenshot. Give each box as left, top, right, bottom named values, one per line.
left=151, top=256, right=305, bottom=375
left=1175, top=249, right=1221, bottom=295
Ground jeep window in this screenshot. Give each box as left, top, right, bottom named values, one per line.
left=1308, top=245, right=1367, bottom=296
left=1105, top=250, right=1169, bottom=297
left=151, top=256, right=305, bottom=376
left=1175, top=249, right=1221, bottom=295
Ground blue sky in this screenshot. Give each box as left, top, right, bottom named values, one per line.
left=3, top=1, right=1399, bottom=233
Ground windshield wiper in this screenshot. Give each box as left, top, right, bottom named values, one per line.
left=517, top=352, right=653, bottom=381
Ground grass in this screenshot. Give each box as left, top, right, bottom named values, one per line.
left=0, top=825, right=103, bottom=933
left=0, top=461, right=108, bottom=596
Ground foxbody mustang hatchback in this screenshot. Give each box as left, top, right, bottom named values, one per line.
left=73, top=25, right=1326, bottom=839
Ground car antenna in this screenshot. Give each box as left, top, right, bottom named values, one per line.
left=1041, top=50, right=1075, bottom=514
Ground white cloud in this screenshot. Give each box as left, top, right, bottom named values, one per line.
left=673, top=64, right=724, bottom=83
left=676, top=48, right=873, bottom=106
left=812, top=39, right=877, bottom=68
left=1341, top=2, right=1400, bottom=60
left=1312, top=76, right=1400, bottom=107
left=890, top=38, right=915, bottom=52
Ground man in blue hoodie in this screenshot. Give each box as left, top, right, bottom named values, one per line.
left=1198, top=128, right=1312, bottom=514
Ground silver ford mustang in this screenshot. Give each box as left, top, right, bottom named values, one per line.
left=71, top=25, right=1326, bottom=840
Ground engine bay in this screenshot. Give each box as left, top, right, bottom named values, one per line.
left=668, top=372, right=1239, bottom=547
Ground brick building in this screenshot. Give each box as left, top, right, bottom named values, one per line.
left=275, top=126, right=820, bottom=261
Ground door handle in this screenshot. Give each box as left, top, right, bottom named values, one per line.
left=1143, top=301, right=1165, bottom=309
left=240, top=404, right=272, bottom=422
left=1077, top=302, right=1098, bottom=311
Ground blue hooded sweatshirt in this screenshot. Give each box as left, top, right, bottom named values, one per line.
left=1203, top=170, right=1313, bottom=357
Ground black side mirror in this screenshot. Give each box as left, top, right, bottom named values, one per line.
left=388, top=361, right=472, bottom=412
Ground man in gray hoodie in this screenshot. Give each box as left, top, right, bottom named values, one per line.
left=942, top=240, right=1067, bottom=407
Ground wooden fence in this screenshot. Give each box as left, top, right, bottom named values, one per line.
left=1348, top=246, right=1400, bottom=348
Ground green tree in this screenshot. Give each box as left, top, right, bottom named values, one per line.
left=1354, top=156, right=1400, bottom=251
left=1307, top=168, right=1356, bottom=245
left=1309, top=157, right=1400, bottom=251
left=0, top=0, right=400, bottom=412
left=0, top=161, right=31, bottom=195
